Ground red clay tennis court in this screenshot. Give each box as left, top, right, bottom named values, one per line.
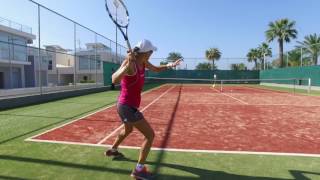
left=26, top=83, right=320, bottom=156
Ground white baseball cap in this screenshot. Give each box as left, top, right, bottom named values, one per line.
left=134, top=39, right=157, bottom=53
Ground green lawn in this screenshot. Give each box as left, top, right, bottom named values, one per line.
left=0, top=85, right=320, bottom=180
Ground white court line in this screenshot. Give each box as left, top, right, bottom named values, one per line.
left=240, top=85, right=298, bottom=96
left=212, top=88, right=249, bottom=105
left=25, top=138, right=320, bottom=158
left=186, top=102, right=320, bottom=107
left=25, top=104, right=116, bottom=141
left=97, top=85, right=176, bottom=144
left=140, top=85, right=176, bottom=112
left=96, top=125, right=125, bottom=145
left=241, top=85, right=320, bottom=101
left=25, top=84, right=320, bottom=158
left=25, top=84, right=168, bottom=142
left=211, top=87, right=320, bottom=107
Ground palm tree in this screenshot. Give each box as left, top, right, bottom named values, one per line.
left=165, top=52, right=183, bottom=70
left=286, top=48, right=308, bottom=67
left=297, top=33, right=320, bottom=65
left=230, top=63, right=247, bottom=71
left=205, top=48, right=221, bottom=71
left=258, top=42, right=272, bottom=70
left=196, top=62, right=215, bottom=70
left=166, top=52, right=183, bottom=62
left=266, top=18, right=298, bottom=67
left=247, top=48, right=259, bottom=70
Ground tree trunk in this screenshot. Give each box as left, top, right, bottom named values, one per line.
left=279, top=40, right=284, bottom=68
left=260, top=59, right=264, bottom=70
left=254, top=60, right=257, bottom=70
left=313, top=54, right=318, bottom=65
left=212, top=60, right=215, bottom=71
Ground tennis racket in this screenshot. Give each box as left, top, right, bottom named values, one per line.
left=105, top=0, right=132, bottom=51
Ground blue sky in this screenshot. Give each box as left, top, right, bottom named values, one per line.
left=1, top=0, right=319, bottom=68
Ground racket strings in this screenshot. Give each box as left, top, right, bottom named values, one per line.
left=106, top=0, right=129, bottom=27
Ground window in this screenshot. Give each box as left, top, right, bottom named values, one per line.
left=0, top=33, right=9, bottom=59
left=97, top=60, right=101, bottom=69
left=90, top=59, right=96, bottom=70
left=9, top=36, right=27, bottom=62
left=0, top=41, right=9, bottom=59
left=48, top=61, right=52, bottom=70
left=0, top=32, right=9, bottom=42
left=79, top=56, right=89, bottom=70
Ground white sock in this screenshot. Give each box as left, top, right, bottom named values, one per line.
left=111, top=148, right=117, bottom=152
left=136, top=163, right=144, bottom=171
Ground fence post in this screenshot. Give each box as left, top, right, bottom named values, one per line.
left=95, top=33, right=98, bottom=87
left=293, top=78, right=296, bottom=95
left=308, top=78, right=311, bottom=94
left=74, top=23, right=77, bottom=88
left=38, top=4, right=42, bottom=95
left=286, top=52, right=289, bottom=67
left=263, top=53, right=266, bottom=70
left=8, top=38, right=12, bottom=89
left=300, top=48, right=303, bottom=67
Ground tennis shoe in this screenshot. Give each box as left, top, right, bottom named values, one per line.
left=104, top=149, right=124, bottom=159
left=131, top=166, right=154, bottom=180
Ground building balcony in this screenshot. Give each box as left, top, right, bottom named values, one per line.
left=0, top=42, right=31, bottom=65
left=0, top=17, right=32, bottom=34
left=0, top=17, right=36, bottom=43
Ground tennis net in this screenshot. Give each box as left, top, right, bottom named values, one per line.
left=145, top=77, right=312, bottom=94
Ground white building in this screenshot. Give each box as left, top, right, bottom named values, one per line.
left=0, top=17, right=36, bottom=89
left=76, top=42, right=123, bottom=84
left=43, top=42, right=123, bottom=86
left=0, top=16, right=124, bottom=92
left=45, top=45, right=75, bottom=86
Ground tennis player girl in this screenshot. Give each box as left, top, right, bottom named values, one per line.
left=105, top=39, right=181, bottom=179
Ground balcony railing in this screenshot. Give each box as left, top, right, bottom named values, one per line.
left=0, top=17, right=32, bottom=34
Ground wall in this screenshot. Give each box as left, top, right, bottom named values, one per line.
left=260, top=66, right=320, bottom=86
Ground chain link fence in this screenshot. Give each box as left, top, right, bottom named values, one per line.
left=0, top=0, right=126, bottom=98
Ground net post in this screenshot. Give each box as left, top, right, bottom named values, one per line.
left=293, top=78, right=296, bottom=95
left=308, top=78, right=311, bottom=94
left=220, top=80, right=223, bottom=92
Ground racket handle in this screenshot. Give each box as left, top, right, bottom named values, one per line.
left=126, top=40, right=132, bottom=51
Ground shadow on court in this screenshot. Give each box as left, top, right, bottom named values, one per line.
left=114, top=157, right=320, bottom=180
left=0, top=155, right=131, bottom=174
left=153, top=85, right=182, bottom=176
left=0, top=102, right=116, bottom=145
left=289, top=170, right=320, bottom=180
left=1, top=155, right=316, bottom=180
left=0, top=175, right=34, bottom=180
left=0, top=113, right=68, bottom=120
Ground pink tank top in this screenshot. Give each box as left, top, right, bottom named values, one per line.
left=118, top=62, right=145, bottom=108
